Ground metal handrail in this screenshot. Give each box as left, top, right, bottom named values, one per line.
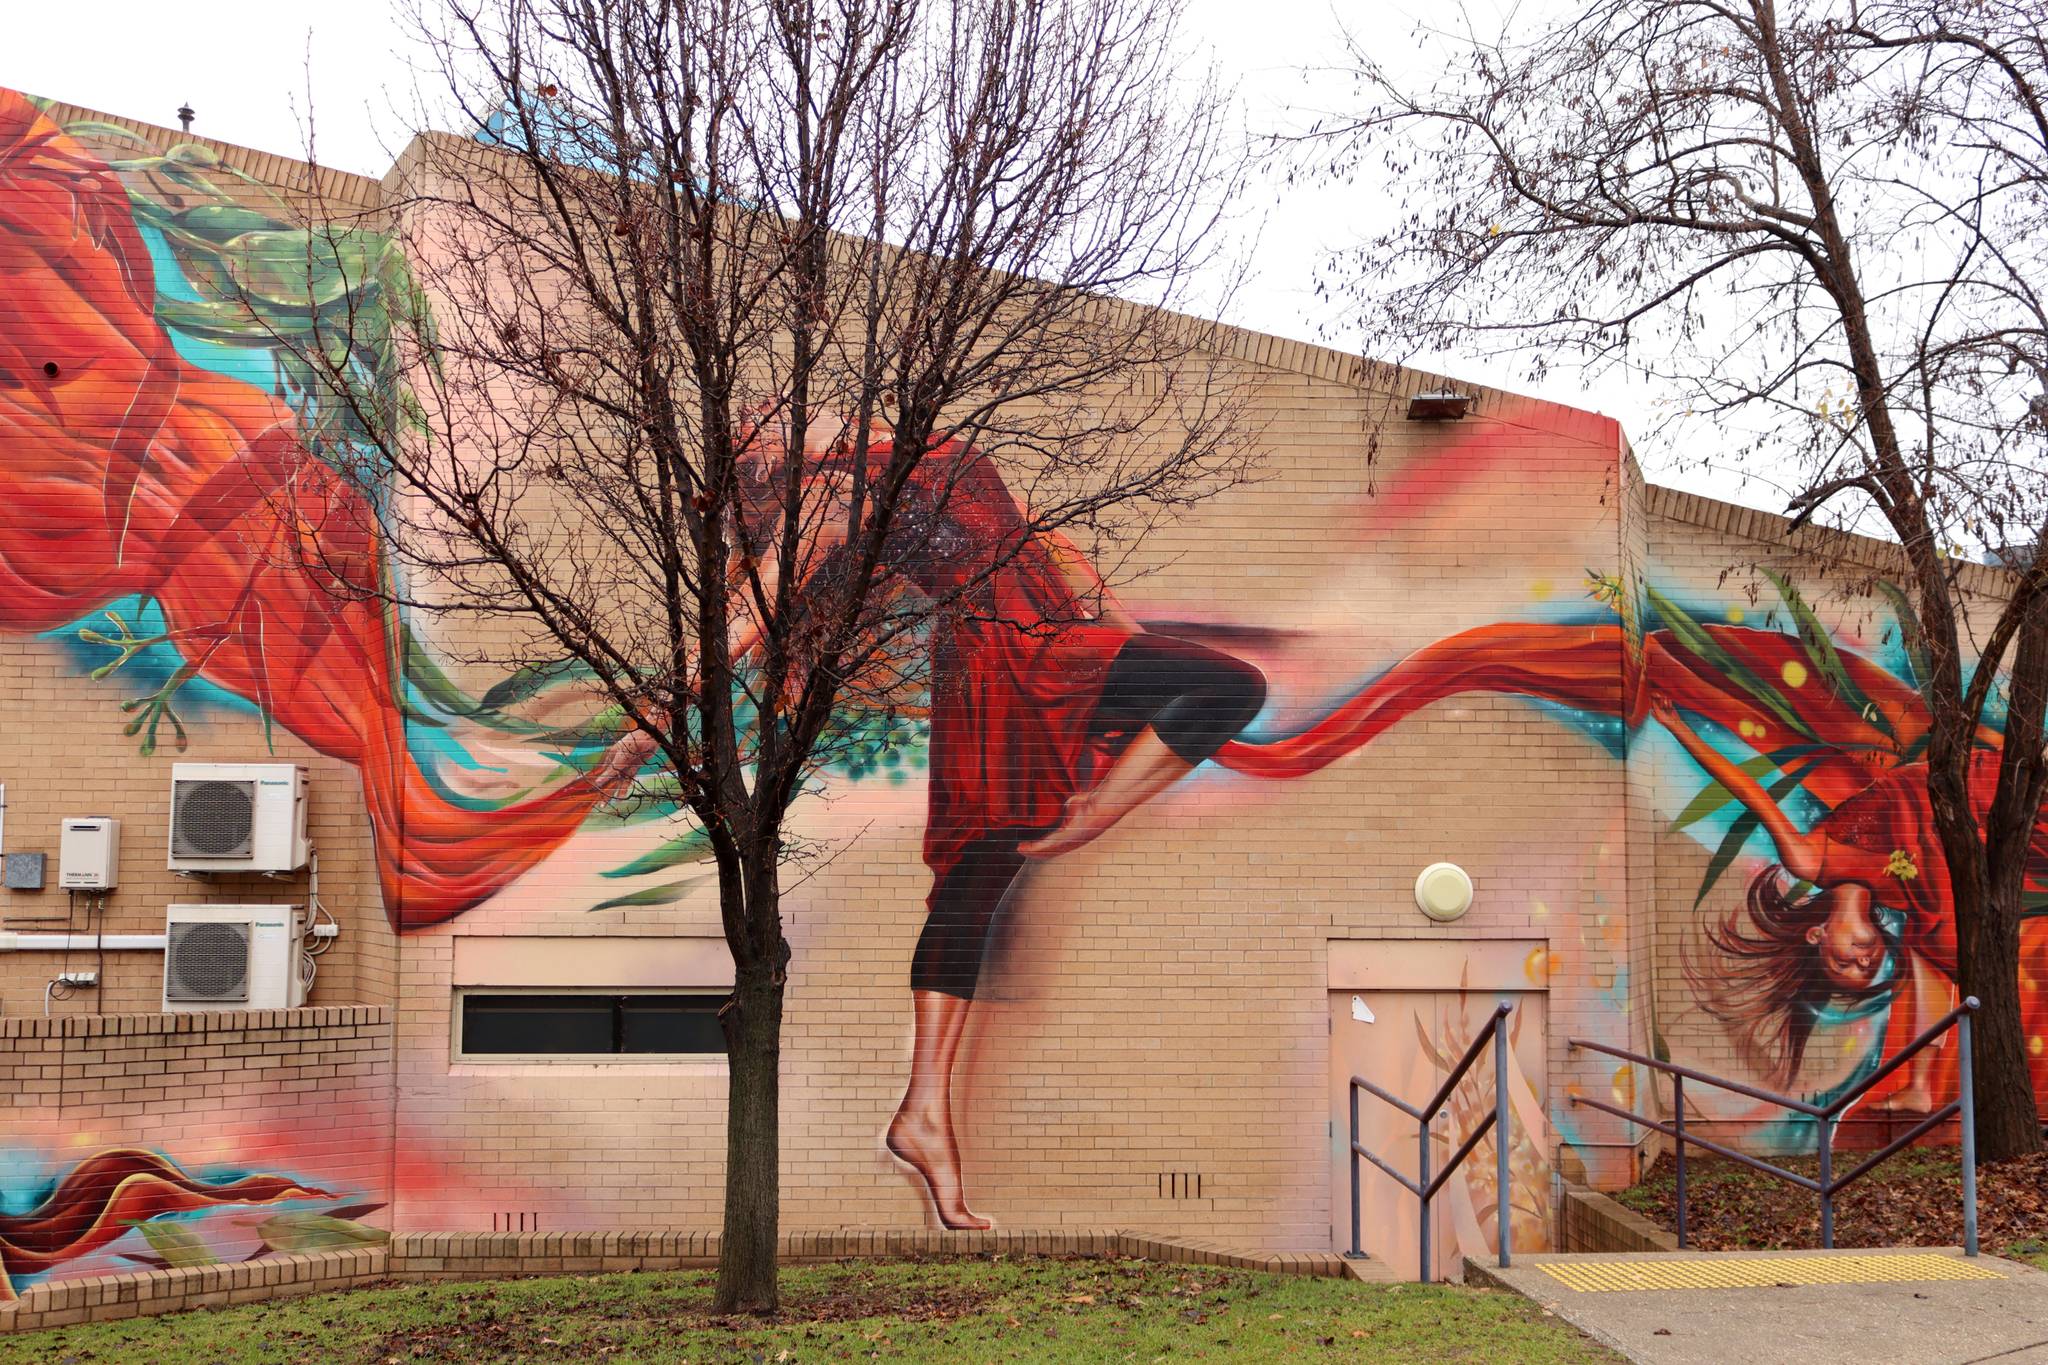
left=1347, top=1000, right=1514, bottom=1280
left=1568, top=996, right=1980, bottom=1255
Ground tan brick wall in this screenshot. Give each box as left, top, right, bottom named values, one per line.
left=9, top=80, right=2019, bottom=1296
left=384, top=359, right=1636, bottom=1250
left=0, top=1007, right=393, bottom=1299
left=0, top=632, right=399, bottom=1015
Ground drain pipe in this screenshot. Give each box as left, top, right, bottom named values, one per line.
left=0, top=933, right=167, bottom=951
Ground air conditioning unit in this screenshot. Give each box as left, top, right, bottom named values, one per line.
left=162, top=904, right=307, bottom=1011
left=168, top=764, right=310, bottom=874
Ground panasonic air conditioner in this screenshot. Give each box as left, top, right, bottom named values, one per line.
left=162, top=904, right=307, bottom=1011
left=168, top=763, right=310, bottom=873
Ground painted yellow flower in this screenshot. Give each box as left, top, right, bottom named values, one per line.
left=1885, top=849, right=1920, bottom=881
left=1781, top=659, right=1809, bottom=689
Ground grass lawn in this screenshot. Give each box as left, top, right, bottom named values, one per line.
left=0, top=1255, right=1619, bottom=1363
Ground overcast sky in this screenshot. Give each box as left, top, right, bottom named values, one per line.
left=2, top=0, right=1722, bottom=505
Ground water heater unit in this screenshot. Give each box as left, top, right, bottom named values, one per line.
left=58, top=817, right=120, bottom=890
left=162, top=904, right=307, bottom=1010
left=168, top=764, right=310, bottom=873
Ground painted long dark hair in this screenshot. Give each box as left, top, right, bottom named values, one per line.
left=1685, top=865, right=1886, bottom=1088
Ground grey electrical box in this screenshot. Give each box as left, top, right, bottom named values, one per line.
left=4, top=851, right=46, bottom=890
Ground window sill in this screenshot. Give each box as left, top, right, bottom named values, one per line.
left=448, top=1056, right=729, bottom=1076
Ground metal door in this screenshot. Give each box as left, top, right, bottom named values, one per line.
left=1326, top=940, right=1552, bottom=1280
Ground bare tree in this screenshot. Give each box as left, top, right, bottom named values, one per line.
left=280, top=0, right=1246, bottom=1311
left=1302, top=0, right=2048, bottom=1157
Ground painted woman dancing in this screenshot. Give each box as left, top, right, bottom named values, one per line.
left=846, top=444, right=1268, bottom=1228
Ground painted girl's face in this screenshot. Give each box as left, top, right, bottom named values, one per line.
left=1807, top=885, right=1884, bottom=991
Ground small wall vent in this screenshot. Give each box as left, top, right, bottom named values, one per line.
left=1157, top=1172, right=1205, bottom=1199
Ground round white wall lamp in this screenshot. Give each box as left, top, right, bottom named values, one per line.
left=1414, top=862, right=1474, bottom=922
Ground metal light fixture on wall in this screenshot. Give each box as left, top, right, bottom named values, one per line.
left=1405, top=391, right=1471, bottom=421
left=1414, top=862, right=1474, bottom=921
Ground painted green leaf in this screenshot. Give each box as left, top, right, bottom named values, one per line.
left=481, top=657, right=599, bottom=711
left=1762, top=569, right=1890, bottom=741
left=126, top=1218, right=220, bottom=1269
left=1648, top=588, right=1816, bottom=741
left=1875, top=579, right=1936, bottom=709
left=168, top=203, right=281, bottom=243
left=1690, top=761, right=1823, bottom=906
left=1693, top=811, right=1762, bottom=908
left=601, top=829, right=713, bottom=879
left=588, top=876, right=711, bottom=912
left=1670, top=755, right=1777, bottom=833
left=249, top=1213, right=391, bottom=1255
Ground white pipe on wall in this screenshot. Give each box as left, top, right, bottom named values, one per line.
left=0, top=933, right=166, bottom=952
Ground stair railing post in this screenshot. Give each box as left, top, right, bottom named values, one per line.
left=1348, top=1082, right=1362, bottom=1258
left=1960, top=1000, right=1979, bottom=1257
left=1817, top=1114, right=1834, bottom=1249
left=1495, top=1018, right=1511, bottom=1268
left=1418, top=1111, right=1432, bottom=1282
left=1672, top=1072, right=1688, bottom=1250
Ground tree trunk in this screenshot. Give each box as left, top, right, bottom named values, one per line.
left=1966, top=874, right=2045, bottom=1161
left=713, top=956, right=786, bottom=1313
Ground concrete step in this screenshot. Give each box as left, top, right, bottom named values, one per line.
left=1339, top=1254, right=1400, bottom=1283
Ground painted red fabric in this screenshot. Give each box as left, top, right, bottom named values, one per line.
left=0, top=91, right=602, bottom=929
left=1219, top=617, right=2046, bottom=1107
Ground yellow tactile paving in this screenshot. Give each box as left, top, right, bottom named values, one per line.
left=1536, top=1253, right=2008, bottom=1293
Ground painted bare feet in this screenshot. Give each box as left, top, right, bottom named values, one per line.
left=1875, top=1087, right=1938, bottom=1114
left=885, top=1104, right=991, bottom=1230
left=1017, top=794, right=1114, bottom=859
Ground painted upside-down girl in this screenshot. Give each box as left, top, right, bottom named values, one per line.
left=1243, top=596, right=2048, bottom=1119
left=1660, top=699, right=2048, bottom=1115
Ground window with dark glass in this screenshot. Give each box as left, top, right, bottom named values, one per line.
left=460, top=993, right=725, bottom=1056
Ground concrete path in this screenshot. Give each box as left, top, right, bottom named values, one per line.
left=1467, top=1248, right=2048, bottom=1365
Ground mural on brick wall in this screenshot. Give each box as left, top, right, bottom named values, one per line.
left=4, top=78, right=2047, bottom=1270
left=1392, top=586, right=2048, bottom=1141
left=0, top=1148, right=383, bottom=1301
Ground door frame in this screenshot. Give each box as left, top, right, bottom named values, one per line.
left=1327, top=937, right=1551, bottom=1274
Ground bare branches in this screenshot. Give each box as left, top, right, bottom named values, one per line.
left=1298, top=0, right=2047, bottom=1156
left=267, top=0, right=1251, bottom=1304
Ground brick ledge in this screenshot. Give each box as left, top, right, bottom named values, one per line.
left=0, top=1005, right=388, bottom=1039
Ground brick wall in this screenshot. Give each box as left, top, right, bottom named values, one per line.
left=1, top=79, right=2025, bottom=1302
left=0, top=1008, right=394, bottom=1301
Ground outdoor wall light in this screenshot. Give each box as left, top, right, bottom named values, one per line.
left=1406, top=391, right=1471, bottom=421
left=1414, top=862, right=1474, bottom=921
